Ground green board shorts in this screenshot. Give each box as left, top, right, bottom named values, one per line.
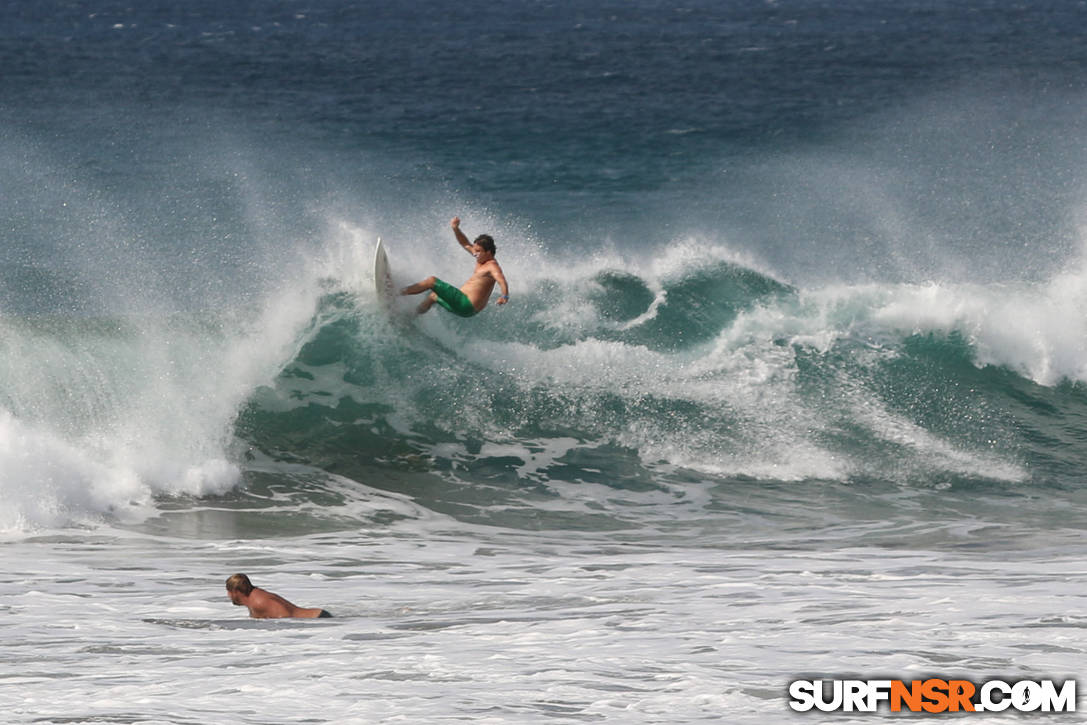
left=432, top=278, right=479, bottom=318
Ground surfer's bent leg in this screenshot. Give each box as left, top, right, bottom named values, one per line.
left=401, top=276, right=441, bottom=314
left=416, top=292, right=437, bottom=314
left=400, top=277, right=476, bottom=317
left=400, top=276, right=437, bottom=295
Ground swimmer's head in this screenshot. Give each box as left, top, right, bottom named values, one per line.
left=226, top=573, right=254, bottom=604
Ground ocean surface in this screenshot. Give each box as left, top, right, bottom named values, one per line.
left=3, top=0, right=1087, bottom=722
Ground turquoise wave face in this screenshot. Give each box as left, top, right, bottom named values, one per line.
left=235, top=252, right=1087, bottom=518
left=2, top=215, right=1084, bottom=534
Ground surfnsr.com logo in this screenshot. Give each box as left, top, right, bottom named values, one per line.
left=788, top=678, right=1077, bottom=713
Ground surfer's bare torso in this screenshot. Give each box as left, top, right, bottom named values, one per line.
left=460, top=258, right=503, bottom=311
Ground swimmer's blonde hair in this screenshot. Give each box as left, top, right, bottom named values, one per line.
left=225, top=573, right=253, bottom=595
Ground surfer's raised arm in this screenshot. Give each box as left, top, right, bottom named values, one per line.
left=451, top=216, right=474, bottom=254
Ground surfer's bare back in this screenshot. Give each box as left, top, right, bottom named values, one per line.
left=400, top=217, right=510, bottom=316
left=226, top=573, right=331, bottom=619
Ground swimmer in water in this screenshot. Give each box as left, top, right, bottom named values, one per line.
left=225, top=574, right=332, bottom=619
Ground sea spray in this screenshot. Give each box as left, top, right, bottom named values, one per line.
left=0, top=279, right=329, bottom=531
left=0, top=140, right=344, bottom=532
left=243, top=231, right=1069, bottom=501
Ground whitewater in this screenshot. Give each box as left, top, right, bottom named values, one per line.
left=4, top=206, right=1086, bottom=721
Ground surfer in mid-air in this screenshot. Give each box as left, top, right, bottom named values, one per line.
left=400, top=217, right=510, bottom=316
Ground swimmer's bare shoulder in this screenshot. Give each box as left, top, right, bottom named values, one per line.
left=226, top=574, right=332, bottom=619
left=251, top=589, right=329, bottom=619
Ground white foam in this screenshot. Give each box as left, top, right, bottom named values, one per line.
left=0, top=409, right=150, bottom=530
left=860, top=268, right=1087, bottom=387
left=0, top=256, right=327, bottom=533
left=7, top=523, right=1086, bottom=724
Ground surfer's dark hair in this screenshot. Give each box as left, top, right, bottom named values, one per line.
left=474, top=234, right=496, bottom=254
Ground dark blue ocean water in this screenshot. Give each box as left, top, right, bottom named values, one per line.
left=1, top=0, right=1086, bottom=529
left=2, top=4, right=1087, bottom=721
left=1, top=0, right=1086, bottom=527
left=5, top=1, right=1087, bottom=294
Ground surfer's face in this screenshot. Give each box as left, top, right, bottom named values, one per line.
left=472, top=245, right=493, bottom=262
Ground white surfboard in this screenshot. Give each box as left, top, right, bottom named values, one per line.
left=374, top=237, right=394, bottom=308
